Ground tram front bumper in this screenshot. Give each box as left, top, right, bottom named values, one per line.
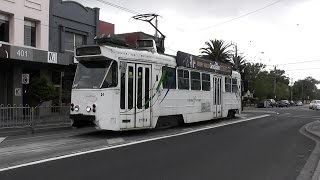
left=70, top=114, right=96, bottom=121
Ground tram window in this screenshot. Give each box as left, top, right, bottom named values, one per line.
left=102, top=61, right=118, bottom=88
left=191, top=72, right=201, bottom=90
left=73, top=60, right=111, bottom=89
left=225, top=77, right=231, bottom=92
left=232, top=78, right=238, bottom=93
left=137, top=67, right=143, bottom=109
left=145, top=68, right=150, bottom=109
left=178, top=69, right=189, bottom=90
left=120, top=69, right=125, bottom=109
left=162, top=67, right=176, bottom=89
left=128, top=66, right=134, bottom=110
left=202, top=73, right=210, bottom=91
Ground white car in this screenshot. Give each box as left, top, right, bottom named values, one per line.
left=310, top=100, right=320, bottom=110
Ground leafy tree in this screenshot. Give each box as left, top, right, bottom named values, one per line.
left=254, top=71, right=273, bottom=99
left=27, top=77, right=56, bottom=106
left=242, top=62, right=266, bottom=93
left=242, top=63, right=290, bottom=100
left=292, top=77, right=319, bottom=101
left=199, top=39, right=233, bottom=63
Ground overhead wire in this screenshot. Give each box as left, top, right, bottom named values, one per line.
left=199, top=0, right=284, bottom=31
left=94, top=0, right=141, bottom=15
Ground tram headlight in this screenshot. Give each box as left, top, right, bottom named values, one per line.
left=92, top=104, right=96, bottom=113
left=74, top=105, right=80, bottom=112
left=86, top=106, right=92, bottom=112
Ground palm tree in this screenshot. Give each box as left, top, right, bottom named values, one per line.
left=232, top=55, right=246, bottom=72
left=200, top=39, right=233, bottom=63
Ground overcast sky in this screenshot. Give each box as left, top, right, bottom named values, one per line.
left=73, top=0, right=320, bottom=84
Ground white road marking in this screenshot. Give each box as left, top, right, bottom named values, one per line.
left=0, top=137, right=6, bottom=144
left=0, top=114, right=270, bottom=172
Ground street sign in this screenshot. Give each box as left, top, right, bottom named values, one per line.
left=22, top=74, right=30, bottom=84
left=10, top=46, right=33, bottom=61
left=48, top=52, right=58, bottom=64
left=15, top=88, right=22, bottom=96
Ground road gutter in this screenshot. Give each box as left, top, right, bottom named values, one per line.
left=298, top=122, right=320, bottom=180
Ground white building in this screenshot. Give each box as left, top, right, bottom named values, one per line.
left=0, top=0, right=50, bottom=106
left=0, top=0, right=49, bottom=50
left=0, top=0, right=103, bottom=106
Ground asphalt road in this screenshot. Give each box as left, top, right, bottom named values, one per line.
left=0, top=106, right=318, bottom=180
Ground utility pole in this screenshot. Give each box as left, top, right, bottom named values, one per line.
left=301, top=81, right=304, bottom=102
left=290, top=78, right=293, bottom=101
left=273, top=65, right=277, bottom=99
left=291, top=86, right=293, bottom=101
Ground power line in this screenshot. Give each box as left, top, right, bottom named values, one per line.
left=264, top=59, right=320, bottom=67
left=165, top=46, right=178, bottom=53
left=283, top=68, right=320, bottom=71
left=94, top=0, right=141, bottom=15
left=275, top=60, right=320, bottom=66
left=93, top=0, right=182, bottom=53
left=199, top=0, right=284, bottom=31
left=94, top=0, right=187, bottom=33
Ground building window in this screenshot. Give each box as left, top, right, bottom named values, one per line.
left=24, top=20, right=36, bottom=47
left=162, top=66, right=176, bottom=89
left=225, top=77, right=231, bottom=92
left=65, top=32, right=87, bottom=52
left=191, top=71, right=201, bottom=90
left=232, top=78, right=238, bottom=93
left=202, top=73, right=211, bottom=91
left=0, top=14, right=9, bottom=42
left=178, top=69, right=189, bottom=90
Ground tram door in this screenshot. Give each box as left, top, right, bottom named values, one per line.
left=120, top=63, right=151, bottom=129
left=213, top=76, right=222, bottom=118
left=135, top=64, right=152, bottom=128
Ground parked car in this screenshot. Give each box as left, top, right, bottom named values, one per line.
left=296, top=101, right=303, bottom=106
left=257, top=101, right=265, bottom=108
left=309, top=100, right=320, bottom=110
left=266, top=99, right=277, bottom=107
left=278, top=100, right=290, bottom=107
left=289, top=100, right=295, bottom=106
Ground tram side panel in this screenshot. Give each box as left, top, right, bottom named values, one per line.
left=155, top=69, right=217, bottom=124
left=221, top=76, right=242, bottom=117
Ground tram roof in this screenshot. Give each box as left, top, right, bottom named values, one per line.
left=101, top=45, right=177, bottom=67
left=75, top=45, right=234, bottom=77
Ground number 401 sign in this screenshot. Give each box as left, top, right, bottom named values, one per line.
left=17, top=49, right=28, bottom=58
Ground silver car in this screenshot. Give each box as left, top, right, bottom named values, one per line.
left=310, top=100, right=320, bottom=110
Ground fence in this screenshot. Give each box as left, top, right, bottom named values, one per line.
left=0, top=104, right=71, bottom=130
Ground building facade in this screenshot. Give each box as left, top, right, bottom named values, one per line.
left=48, top=0, right=100, bottom=105
left=0, top=0, right=115, bottom=106
left=0, top=0, right=50, bottom=106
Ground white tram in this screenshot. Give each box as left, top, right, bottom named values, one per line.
left=70, top=40, right=241, bottom=130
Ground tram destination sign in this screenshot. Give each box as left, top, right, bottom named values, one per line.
left=76, top=46, right=101, bottom=56
left=176, top=51, right=232, bottom=75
